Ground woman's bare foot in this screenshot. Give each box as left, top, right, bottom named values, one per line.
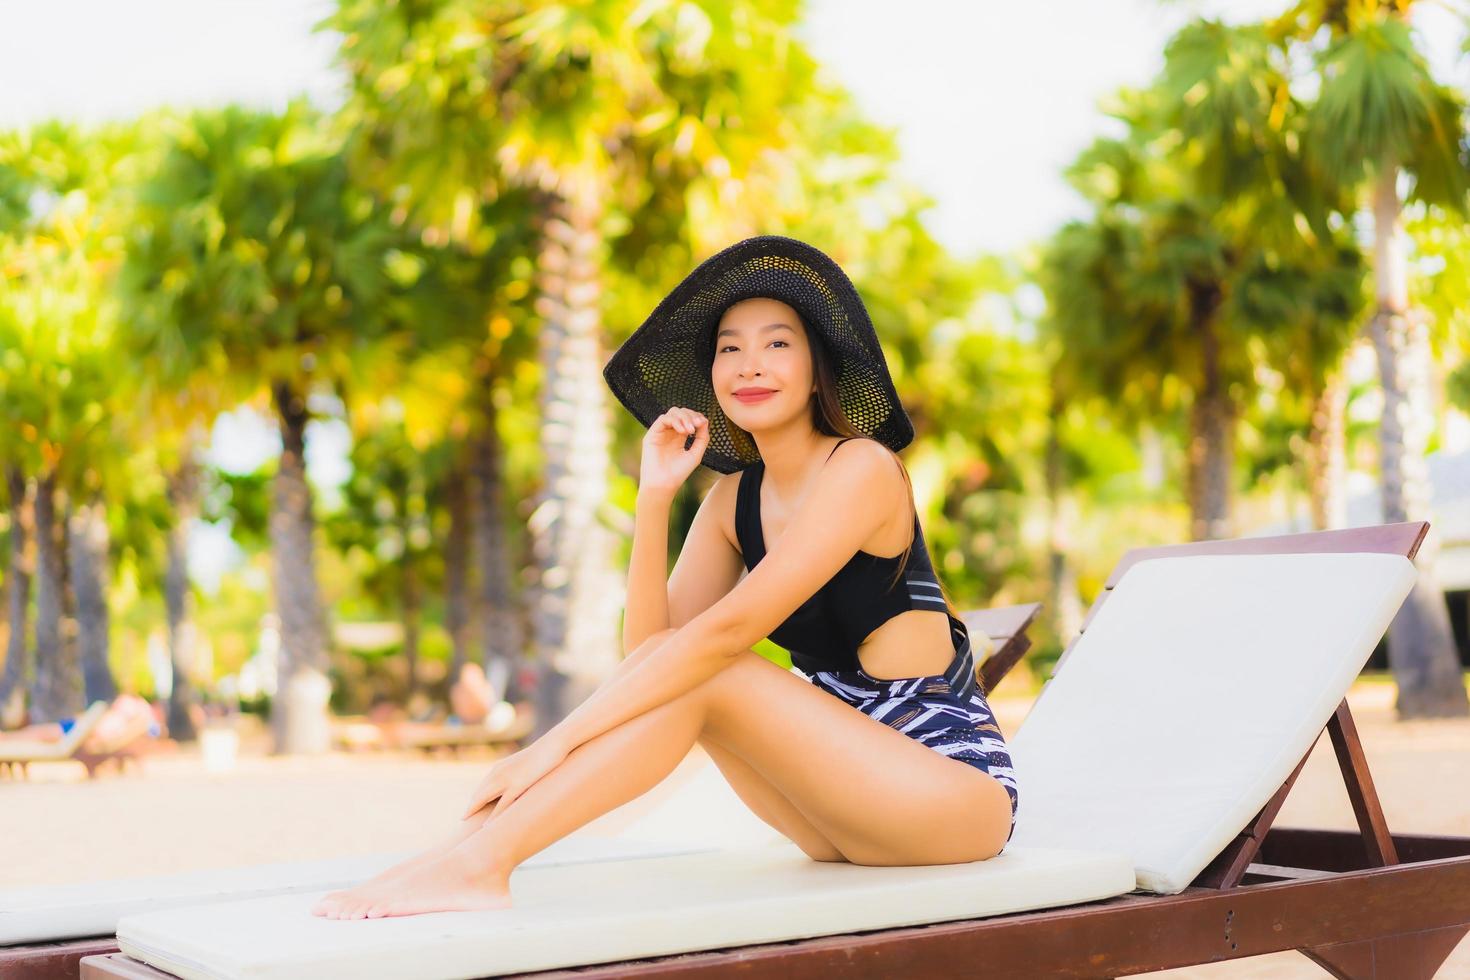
left=313, top=838, right=512, bottom=919
left=312, top=810, right=494, bottom=913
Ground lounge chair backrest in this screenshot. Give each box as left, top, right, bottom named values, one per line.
left=1007, top=552, right=1416, bottom=894
left=55, top=701, right=110, bottom=754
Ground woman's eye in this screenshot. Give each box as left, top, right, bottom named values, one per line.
left=719, top=341, right=787, bottom=353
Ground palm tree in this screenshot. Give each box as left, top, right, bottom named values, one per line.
left=1040, top=19, right=1366, bottom=544
left=323, top=0, right=819, bottom=733
left=1273, top=0, right=1470, bottom=717
left=0, top=120, right=134, bottom=721
left=120, top=101, right=420, bottom=751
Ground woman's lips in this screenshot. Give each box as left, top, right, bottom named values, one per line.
left=735, top=390, right=776, bottom=403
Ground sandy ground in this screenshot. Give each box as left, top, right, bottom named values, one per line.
left=4, top=680, right=1468, bottom=978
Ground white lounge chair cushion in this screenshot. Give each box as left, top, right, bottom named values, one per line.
left=116, top=841, right=1135, bottom=980
left=0, top=835, right=710, bottom=945
left=1008, top=552, right=1417, bottom=894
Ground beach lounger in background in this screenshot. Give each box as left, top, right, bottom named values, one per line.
left=961, top=600, right=1040, bottom=692
left=81, top=522, right=1464, bottom=979
left=329, top=703, right=534, bottom=755
left=73, top=714, right=176, bottom=779
left=394, top=702, right=537, bottom=756
left=0, top=701, right=109, bottom=780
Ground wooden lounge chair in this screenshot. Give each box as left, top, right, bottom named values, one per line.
left=394, top=701, right=537, bottom=756
left=73, top=716, right=176, bottom=780
left=80, top=521, right=1468, bottom=980
left=962, top=600, right=1040, bottom=692
left=5, top=602, right=1043, bottom=979
left=0, top=701, right=109, bottom=780
left=329, top=702, right=536, bottom=755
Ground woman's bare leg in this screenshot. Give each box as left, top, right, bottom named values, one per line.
left=316, top=804, right=502, bottom=904
left=314, top=630, right=685, bottom=915
left=318, top=661, right=709, bottom=919
left=328, top=728, right=844, bottom=909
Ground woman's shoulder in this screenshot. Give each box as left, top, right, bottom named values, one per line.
left=826, top=435, right=903, bottom=486
left=827, top=434, right=888, bottom=461
left=826, top=437, right=913, bottom=546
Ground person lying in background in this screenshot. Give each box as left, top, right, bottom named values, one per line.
left=0, top=692, right=164, bottom=744
left=364, top=662, right=524, bottom=745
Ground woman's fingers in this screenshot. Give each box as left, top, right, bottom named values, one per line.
left=463, top=772, right=503, bottom=819
left=677, top=409, right=705, bottom=435
left=659, top=407, right=706, bottom=436
left=463, top=793, right=498, bottom=820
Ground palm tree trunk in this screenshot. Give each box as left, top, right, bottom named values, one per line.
left=471, top=390, right=524, bottom=704
left=1, top=468, right=32, bottom=723
left=1370, top=161, right=1468, bottom=719
left=526, top=176, right=625, bottom=738
left=1, top=470, right=32, bottom=725
left=68, top=494, right=118, bottom=705
left=444, top=455, right=472, bottom=688
left=30, top=472, right=82, bottom=722
left=1043, top=390, right=1085, bottom=668
left=402, top=555, right=421, bottom=696
left=165, top=457, right=201, bottom=741
left=269, top=378, right=332, bottom=753
left=1304, top=365, right=1349, bottom=530
left=1187, top=284, right=1234, bottom=541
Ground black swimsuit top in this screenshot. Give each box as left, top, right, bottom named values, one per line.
left=733, top=437, right=974, bottom=679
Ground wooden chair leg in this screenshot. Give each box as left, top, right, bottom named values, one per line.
left=1327, top=699, right=1399, bottom=866
left=1303, top=924, right=1469, bottom=980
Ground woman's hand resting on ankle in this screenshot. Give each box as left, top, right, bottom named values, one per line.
left=461, top=735, right=572, bottom=820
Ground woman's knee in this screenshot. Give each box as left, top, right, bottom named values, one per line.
left=695, top=649, right=777, bottom=723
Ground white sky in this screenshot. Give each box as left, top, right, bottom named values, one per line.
left=5, top=0, right=1464, bottom=258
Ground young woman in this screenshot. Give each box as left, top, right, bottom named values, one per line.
left=312, top=236, right=1019, bottom=920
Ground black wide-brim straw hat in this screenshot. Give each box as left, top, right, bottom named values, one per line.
left=602, top=235, right=914, bottom=475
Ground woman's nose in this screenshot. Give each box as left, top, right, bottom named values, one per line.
left=738, top=356, right=766, bottom=377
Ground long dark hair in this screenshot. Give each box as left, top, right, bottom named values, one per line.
left=718, top=305, right=960, bottom=618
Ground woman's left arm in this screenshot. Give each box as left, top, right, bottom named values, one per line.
left=548, top=441, right=903, bottom=755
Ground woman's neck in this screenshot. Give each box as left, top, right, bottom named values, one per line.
left=753, top=425, right=837, bottom=499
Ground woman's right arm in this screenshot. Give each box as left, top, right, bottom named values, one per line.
left=622, top=488, right=674, bottom=654
left=621, top=405, right=708, bottom=654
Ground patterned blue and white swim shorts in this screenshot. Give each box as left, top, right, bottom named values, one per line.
left=793, top=616, right=1020, bottom=844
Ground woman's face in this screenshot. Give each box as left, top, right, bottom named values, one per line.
left=710, top=297, right=817, bottom=434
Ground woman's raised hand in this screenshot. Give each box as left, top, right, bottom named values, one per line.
left=640, top=407, right=709, bottom=496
